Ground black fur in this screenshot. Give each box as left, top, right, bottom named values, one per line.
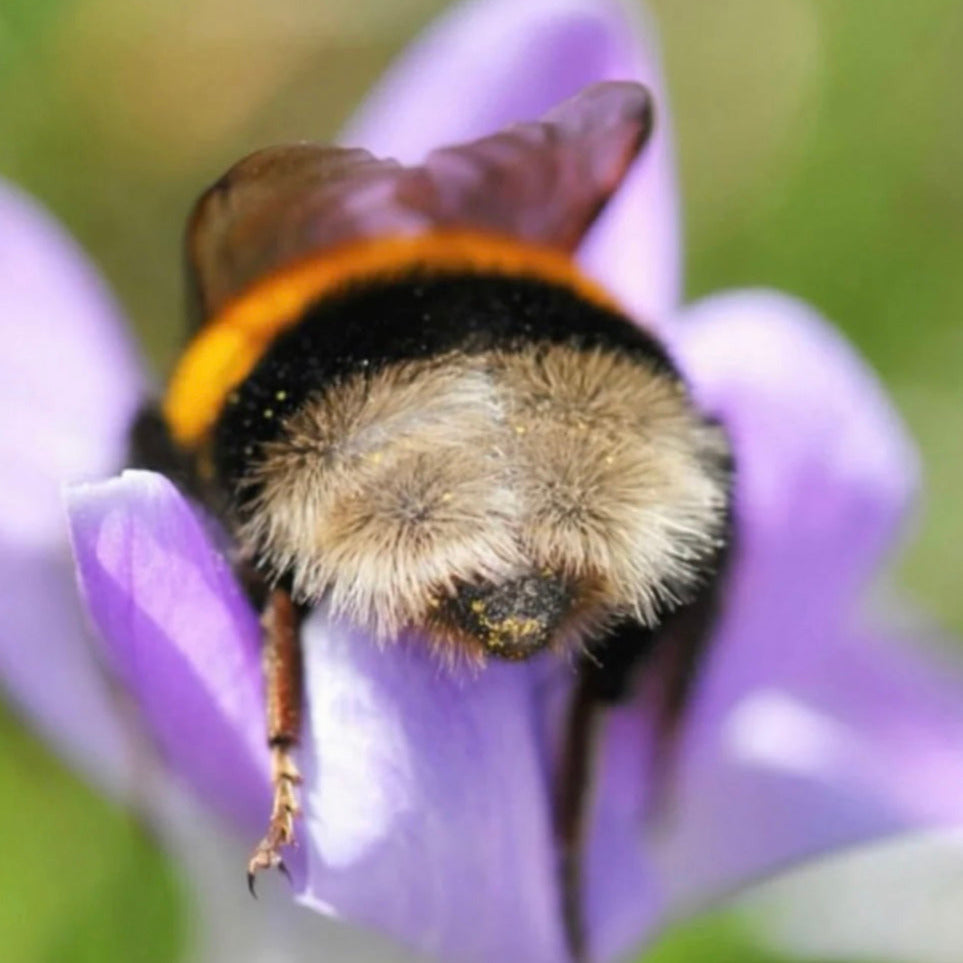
left=211, top=270, right=679, bottom=497
left=128, top=404, right=199, bottom=492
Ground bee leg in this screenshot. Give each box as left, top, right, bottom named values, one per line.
left=554, top=561, right=730, bottom=955
left=555, top=665, right=603, bottom=963
left=555, top=620, right=662, bottom=960
left=247, top=586, right=305, bottom=893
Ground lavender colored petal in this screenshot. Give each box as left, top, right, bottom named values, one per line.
left=654, top=622, right=963, bottom=921
left=0, top=181, right=144, bottom=790
left=66, top=471, right=272, bottom=839
left=0, top=548, right=134, bottom=794
left=343, top=0, right=680, bottom=325
left=296, top=616, right=570, bottom=963
left=583, top=696, right=663, bottom=961
left=0, top=182, right=142, bottom=548
left=65, top=469, right=577, bottom=959
left=615, top=291, right=963, bottom=918
left=675, top=291, right=918, bottom=623
left=155, top=780, right=422, bottom=963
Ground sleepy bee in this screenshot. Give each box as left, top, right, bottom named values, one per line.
left=130, top=81, right=733, bottom=962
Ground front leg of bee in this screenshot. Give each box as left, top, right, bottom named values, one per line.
left=128, top=406, right=307, bottom=888
left=247, top=586, right=305, bottom=893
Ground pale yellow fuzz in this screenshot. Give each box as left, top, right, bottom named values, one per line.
left=234, top=344, right=730, bottom=648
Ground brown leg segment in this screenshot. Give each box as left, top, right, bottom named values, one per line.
left=554, top=665, right=604, bottom=963
left=554, top=556, right=729, bottom=956
left=247, top=587, right=304, bottom=893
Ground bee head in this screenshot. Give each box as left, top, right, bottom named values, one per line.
left=436, top=572, right=575, bottom=661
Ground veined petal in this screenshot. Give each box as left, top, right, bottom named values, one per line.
left=0, top=181, right=144, bottom=790
left=632, top=291, right=963, bottom=917
left=343, top=0, right=680, bottom=325
left=583, top=696, right=663, bottom=962
left=61, top=470, right=420, bottom=960
left=66, top=471, right=272, bottom=839
left=66, top=470, right=572, bottom=961
left=296, top=616, right=569, bottom=963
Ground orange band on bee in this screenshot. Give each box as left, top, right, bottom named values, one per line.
left=162, top=231, right=620, bottom=448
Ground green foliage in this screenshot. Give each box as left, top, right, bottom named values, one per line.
left=641, top=913, right=798, bottom=963
left=0, top=708, right=184, bottom=962
left=640, top=911, right=884, bottom=963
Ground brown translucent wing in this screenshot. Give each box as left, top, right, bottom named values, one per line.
left=187, top=81, right=652, bottom=323
left=185, top=146, right=419, bottom=322
left=398, top=81, right=653, bottom=251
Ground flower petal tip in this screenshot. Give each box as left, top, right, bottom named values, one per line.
left=65, top=467, right=271, bottom=836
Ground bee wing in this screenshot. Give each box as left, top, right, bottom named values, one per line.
left=400, top=81, right=653, bottom=251
left=186, top=146, right=421, bottom=321
left=187, top=82, right=652, bottom=321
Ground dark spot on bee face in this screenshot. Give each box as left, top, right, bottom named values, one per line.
left=443, top=572, right=574, bottom=660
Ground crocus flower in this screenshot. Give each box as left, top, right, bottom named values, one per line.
left=5, top=1, right=963, bottom=962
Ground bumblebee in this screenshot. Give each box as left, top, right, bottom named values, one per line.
left=131, top=82, right=732, bottom=961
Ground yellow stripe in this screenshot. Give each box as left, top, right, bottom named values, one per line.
left=162, top=230, right=619, bottom=449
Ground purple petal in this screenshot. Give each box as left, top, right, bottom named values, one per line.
left=0, top=548, right=134, bottom=794
left=66, top=471, right=272, bottom=838
left=583, top=697, right=663, bottom=961
left=155, top=780, right=423, bottom=963
left=343, top=0, right=680, bottom=325
left=674, top=291, right=918, bottom=660
left=0, top=182, right=143, bottom=548
left=629, top=291, right=963, bottom=915
left=655, top=624, right=963, bottom=919
left=66, top=470, right=573, bottom=960
left=0, top=181, right=144, bottom=789
left=66, top=471, right=571, bottom=963
left=296, top=619, right=569, bottom=962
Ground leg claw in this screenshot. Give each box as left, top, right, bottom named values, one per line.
left=246, top=745, right=301, bottom=896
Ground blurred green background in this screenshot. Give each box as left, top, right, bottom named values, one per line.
left=1, top=0, right=961, bottom=960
